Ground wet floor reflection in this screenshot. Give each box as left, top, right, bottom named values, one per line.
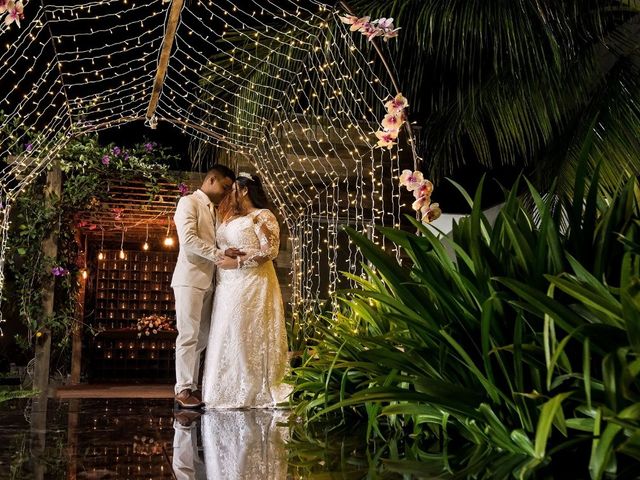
left=0, top=399, right=303, bottom=480
left=2, top=397, right=480, bottom=479
left=173, top=410, right=289, bottom=480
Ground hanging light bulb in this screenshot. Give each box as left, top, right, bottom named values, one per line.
left=81, top=269, right=88, bottom=280
left=98, top=228, right=105, bottom=260
left=119, top=227, right=126, bottom=259
left=142, top=223, right=149, bottom=251
left=163, top=217, right=174, bottom=247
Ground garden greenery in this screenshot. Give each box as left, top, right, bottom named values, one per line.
left=292, top=164, right=640, bottom=478
left=3, top=130, right=180, bottom=369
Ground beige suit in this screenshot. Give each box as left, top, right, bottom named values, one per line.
left=172, top=189, right=223, bottom=395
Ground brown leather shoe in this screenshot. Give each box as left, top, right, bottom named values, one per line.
left=175, top=389, right=202, bottom=409
left=174, top=409, right=201, bottom=427
left=192, top=389, right=202, bottom=402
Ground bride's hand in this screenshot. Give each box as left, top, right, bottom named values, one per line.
left=216, top=256, right=239, bottom=270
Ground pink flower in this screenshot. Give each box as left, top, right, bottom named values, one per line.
left=178, top=183, right=189, bottom=196
left=385, top=93, right=409, bottom=114
left=376, top=18, right=394, bottom=29
left=383, top=28, right=401, bottom=41
left=399, top=170, right=424, bottom=191
left=4, top=1, right=24, bottom=28
left=362, top=23, right=382, bottom=41
left=0, top=0, right=8, bottom=14
left=112, top=208, right=124, bottom=220
left=381, top=112, right=404, bottom=130
left=102, top=155, right=110, bottom=165
left=412, top=196, right=427, bottom=211
left=350, top=16, right=370, bottom=32
left=421, top=203, right=442, bottom=223
left=375, top=129, right=398, bottom=149
left=51, top=266, right=69, bottom=277
left=338, top=14, right=359, bottom=25
left=413, top=180, right=434, bottom=199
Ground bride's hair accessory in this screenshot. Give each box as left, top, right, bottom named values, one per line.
left=237, top=172, right=253, bottom=180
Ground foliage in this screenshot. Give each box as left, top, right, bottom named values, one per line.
left=197, top=0, right=640, bottom=198
left=292, top=167, right=640, bottom=478
left=0, top=387, right=37, bottom=404
left=347, top=0, right=640, bottom=195
left=3, top=132, right=181, bottom=369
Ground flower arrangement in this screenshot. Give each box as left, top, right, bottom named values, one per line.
left=132, top=435, right=162, bottom=456
left=339, top=14, right=400, bottom=42
left=399, top=170, right=442, bottom=224
left=136, top=314, right=175, bottom=337
left=1, top=0, right=25, bottom=28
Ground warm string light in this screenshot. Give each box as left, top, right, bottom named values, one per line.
left=142, top=223, right=149, bottom=251
left=98, top=228, right=105, bottom=260
left=119, top=227, right=126, bottom=259
left=0, top=0, right=409, bottom=328
left=163, top=217, right=174, bottom=247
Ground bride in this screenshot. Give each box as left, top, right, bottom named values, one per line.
left=201, top=172, right=292, bottom=409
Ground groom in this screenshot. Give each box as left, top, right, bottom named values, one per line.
left=171, top=165, right=240, bottom=409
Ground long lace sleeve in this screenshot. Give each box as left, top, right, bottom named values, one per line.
left=238, top=210, right=280, bottom=269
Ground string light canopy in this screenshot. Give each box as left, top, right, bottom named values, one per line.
left=0, top=0, right=423, bottom=330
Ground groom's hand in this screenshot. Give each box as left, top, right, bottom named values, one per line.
left=216, top=256, right=238, bottom=270
left=224, top=248, right=244, bottom=258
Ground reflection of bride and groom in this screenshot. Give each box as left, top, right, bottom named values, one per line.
left=170, top=166, right=291, bottom=478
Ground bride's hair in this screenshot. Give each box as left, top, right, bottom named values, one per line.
left=218, top=173, right=269, bottom=220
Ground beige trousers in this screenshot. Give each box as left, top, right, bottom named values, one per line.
left=173, top=284, right=214, bottom=394
left=172, top=420, right=205, bottom=479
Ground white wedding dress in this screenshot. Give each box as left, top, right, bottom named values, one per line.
left=202, top=410, right=289, bottom=479
left=201, top=209, right=291, bottom=409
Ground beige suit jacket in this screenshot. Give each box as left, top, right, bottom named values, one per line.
left=171, top=189, right=222, bottom=289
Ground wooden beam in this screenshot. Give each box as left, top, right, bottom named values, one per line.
left=145, top=0, right=185, bottom=121
left=33, top=163, right=62, bottom=403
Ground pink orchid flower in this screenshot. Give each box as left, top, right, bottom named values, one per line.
left=375, top=130, right=398, bottom=149
left=399, top=169, right=424, bottom=191
left=338, top=14, right=358, bottom=25
left=421, top=203, right=442, bottom=223
left=376, top=18, right=394, bottom=29
left=412, top=195, right=427, bottom=212
left=350, top=16, right=371, bottom=32
left=0, top=0, right=8, bottom=14
left=385, top=93, right=409, bottom=114
left=381, top=112, right=404, bottom=130
left=362, top=23, right=382, bottom=41
left=4, top=1, right=24, bottom=28
left=413, top=180, right=434, bottom=199
left=383, top=28, right=401, bottom=41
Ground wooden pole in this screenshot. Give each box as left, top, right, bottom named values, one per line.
left=145, top=0, right=185, bottom=121
left=69, top=233, right=86, bottom=384
left=32, top=163, right=62, bottom=402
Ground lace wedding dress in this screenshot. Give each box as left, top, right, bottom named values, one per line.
left=202, top=410, right=289, bottom=479
left=201, top=209, right=291, bottom=409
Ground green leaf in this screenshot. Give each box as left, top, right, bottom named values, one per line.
left=534, top=391, right=573, bottom=459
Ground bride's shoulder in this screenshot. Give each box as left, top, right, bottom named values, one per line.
left=251, top=208, right=277, bottom=223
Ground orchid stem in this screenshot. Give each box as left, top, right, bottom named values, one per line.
left=338, top=0, right=420, bottom=171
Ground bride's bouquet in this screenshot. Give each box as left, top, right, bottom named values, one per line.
left=136, top=314, right=175, bottom=337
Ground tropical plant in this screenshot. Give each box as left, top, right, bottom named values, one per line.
left=346, top=0, right=640, bottom=195
left=197, top=0, right=640, bottom=198
left=292, top=166, right=640, bottom=478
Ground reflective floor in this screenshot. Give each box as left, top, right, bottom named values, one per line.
left=0, top=396, right=602, bottom=479
left=0, top=397, right=369, bottom=479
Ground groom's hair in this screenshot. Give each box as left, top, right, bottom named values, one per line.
left=206, top=164, right=236, bottom=182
